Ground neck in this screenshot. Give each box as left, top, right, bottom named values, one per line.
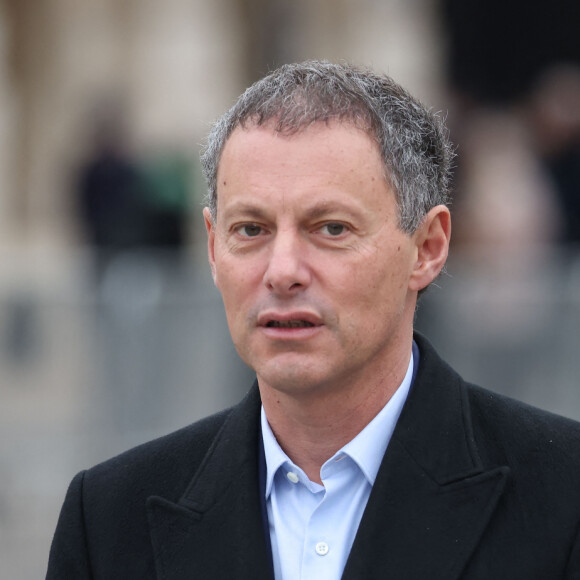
left=259, top=342, right=412, bottom=484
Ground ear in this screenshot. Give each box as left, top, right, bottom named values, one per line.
left=203, top=207, right=218, bottom=286
left=409, top=205, right=451, bottom=292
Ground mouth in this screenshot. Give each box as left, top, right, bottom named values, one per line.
left=257, top=311, right=323, bottom=332
left=266, top=320, right=315, bottom=328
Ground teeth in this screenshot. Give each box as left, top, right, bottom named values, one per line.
left=267, top=320, right=314, bottom=328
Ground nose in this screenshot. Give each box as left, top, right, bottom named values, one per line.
left=263, top=230, right=311, bottom=295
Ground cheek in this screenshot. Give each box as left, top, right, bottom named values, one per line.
left=349, top=253, right=411, bottom=307
left=216, top=258, right=263, bottom=313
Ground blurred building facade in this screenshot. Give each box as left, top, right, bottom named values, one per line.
left=0, top=1, right=579, bottom=579
left=0, top=0, right=443, bottom=249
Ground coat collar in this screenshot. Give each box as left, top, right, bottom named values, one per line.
left=341, top=333, right=509, bottom=579
left=148, top=333, right=509, bottom=579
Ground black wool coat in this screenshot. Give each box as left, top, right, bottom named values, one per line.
left=46, top=334, right=580, bottom=579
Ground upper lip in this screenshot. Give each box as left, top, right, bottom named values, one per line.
left=257, top=311, right=324, bottom=328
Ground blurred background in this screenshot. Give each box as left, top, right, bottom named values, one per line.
left=0, top=0, right=579, bottom=577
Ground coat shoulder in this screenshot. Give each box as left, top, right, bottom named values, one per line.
left=84, top=405, right=234, bottom=502
left=467, top=382, right=580, bottom=443
left=466, top=382, right=580, bottom=478
left=47, top=399, right=253, bottom=579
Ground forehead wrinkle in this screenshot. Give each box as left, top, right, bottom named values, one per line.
left=220, top=201, right=273, bottom=223
left=303, top=200, right=365, bottom=220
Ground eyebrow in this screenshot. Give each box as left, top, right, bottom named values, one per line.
left=221, top=199, right=366, bottom=223
left=304, top=202, right=364, bottom=220
left=220, top=202, right=271, bottom=223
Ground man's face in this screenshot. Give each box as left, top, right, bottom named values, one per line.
left=205, top=122, right=424, bottom=398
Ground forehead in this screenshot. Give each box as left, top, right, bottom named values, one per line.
left=215, top=121, right=396, bottom=221
left=218, top=121, right=384, bottom=181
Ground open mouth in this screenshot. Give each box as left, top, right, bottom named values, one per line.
left=266, top=320, right=315, bottom=328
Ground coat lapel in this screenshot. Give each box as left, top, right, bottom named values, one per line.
left=343, top=334, right=510, bottom=579
left=147, top=386, right=273, bottom=580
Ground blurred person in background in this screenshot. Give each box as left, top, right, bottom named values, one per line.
left=47, top=61, right=580, bottom=579
left=76, top=100, right=192, bottom=282
left=76, top=104, right=149, bottom=278
left=441, top=0, right=580, bottom=250
left=139, top=148, right=191, bottom=250
left=526, top=65, right=580, bottom=245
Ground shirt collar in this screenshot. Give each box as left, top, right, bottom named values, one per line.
left=261, top=348, right=415, bottom=496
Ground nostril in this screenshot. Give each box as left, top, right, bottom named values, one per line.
left=262, top=248, right=310, bottom=293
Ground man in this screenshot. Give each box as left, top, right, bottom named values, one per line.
left=47, top=61, right=580, bottom=579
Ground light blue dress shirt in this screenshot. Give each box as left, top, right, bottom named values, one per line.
left=261, top=350, right=414, bottom=580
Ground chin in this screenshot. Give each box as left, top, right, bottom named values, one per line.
left=257, top=362, right=336, bottom=397
left=260, top=368, right=312, bottom=390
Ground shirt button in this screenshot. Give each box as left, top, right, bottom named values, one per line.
left=286, top=471, right=299, bottom=484
left=315, top=541, right=329, bottom=556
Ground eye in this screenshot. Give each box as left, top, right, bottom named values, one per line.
left=321, top=223, right=346, bottom=236
left=237, top=224, right=263, bottom=237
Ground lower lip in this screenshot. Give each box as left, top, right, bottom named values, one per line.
left=260, top=325, right=323, bottom=341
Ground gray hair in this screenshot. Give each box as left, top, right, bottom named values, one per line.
left=201, top=60, right=453, bottom=233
